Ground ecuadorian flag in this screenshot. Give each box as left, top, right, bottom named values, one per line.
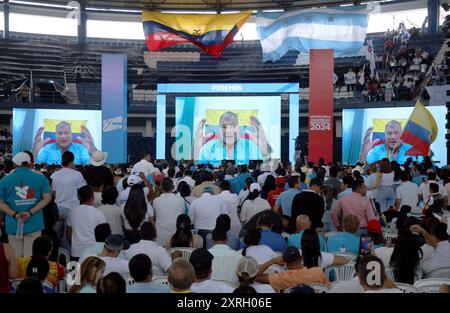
left=400, top=101, right=438, bottom=156
left=142, top=11, right=251, bottom=57
left=43, top=119, right=87, bottom=144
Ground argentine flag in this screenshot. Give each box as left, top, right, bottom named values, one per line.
left=256, top=5, right=373, bottom=62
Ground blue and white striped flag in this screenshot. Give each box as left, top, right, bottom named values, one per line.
left=256, top=5, right=373, bottom=62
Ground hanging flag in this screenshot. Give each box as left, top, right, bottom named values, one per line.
left=400, top=101, right=438, bottom=156
left=142, top=11, right=251, bottom=57
left=255, top=5, right=374, bottom=62
left=364, top=40, right=376, bottom=78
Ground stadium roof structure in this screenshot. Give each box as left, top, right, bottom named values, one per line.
left=14, top=0, right=385, bottom=12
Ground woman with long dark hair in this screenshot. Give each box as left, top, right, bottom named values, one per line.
left=176, top=181, right=196, bottom=215
left=389, top=230, right=423, bottom=284
left=238, top=228, right=276, bottom=264
left=261, top=175, right=276, bottom=200
left=121, top=184, right=153, bottom=244
left=301, top=229, right=347, bottom=269
left=374, top=158, right=396, bottom=212
left=395, top=205, right=412, bottom=232
left=166, top=214, right=203, bottom=249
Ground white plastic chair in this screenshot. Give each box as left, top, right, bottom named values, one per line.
left=414, top=278, right=450, bottom=293
left=124, top=276, right=135, bottom=286
left=152, top=276, right=169, bottom=286
left=384, top=233, right=398, bottom=245
left=171, top=248, right=194, bottom=261
left=425, top=267, right=450, bottom=279
left=325, top=263, right=356, bottom=282
left=385, top=266, right=395, bottom=280
left=308, top=283, right=329, bottom=293
left=332, top=252, right=357, bottom=262
left=395, top=283, right=418, bottom=293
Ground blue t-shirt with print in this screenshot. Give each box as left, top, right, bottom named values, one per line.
left=0, top=168, right=51, bottom=235
left=326, top=232, right=360, bottom=255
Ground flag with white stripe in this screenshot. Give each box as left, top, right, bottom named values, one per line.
left=256, top=5, right=373, bottom=62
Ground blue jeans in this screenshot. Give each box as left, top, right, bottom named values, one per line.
left=376, top=186, right=396, bottom=212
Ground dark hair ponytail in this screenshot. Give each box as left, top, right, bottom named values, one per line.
left=242, top=228, right=261, bottom=257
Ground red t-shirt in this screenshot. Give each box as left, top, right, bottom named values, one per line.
left=267, top=187, right=285, bottom=210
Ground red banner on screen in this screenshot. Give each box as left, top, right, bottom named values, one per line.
left=308, top=49, right=334, bottom=164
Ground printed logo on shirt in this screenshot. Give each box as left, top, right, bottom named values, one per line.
left=14, top=182, right=37, bottom=206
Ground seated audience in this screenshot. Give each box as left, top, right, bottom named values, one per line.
left=97, top=186, right=123, bottom=235
left=69, top=256, right=105, bottom=293
left=238, top=228, right=277, bottom=264
left=287, top=215, right=326, bottom=251
left=166, top=214, right=203, bottom=249
left=168, top=258, right=196, bottom=293
left=235, top=256, right=275, bottom=293
left=127, top=254, right=170, bottom=293
left=97, top=272, right=126, bottom=294
left=326, top=215, right=360, bottom=255
left=357, top=255, right=401, bottom=293
left=97, top=234, right=130, bottom=277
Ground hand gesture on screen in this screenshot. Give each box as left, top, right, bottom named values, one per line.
left=358, top=127, right=382, bottom=162
left=246, top=116, right=271, bottom=160
left=76, top=126, right=97, bottom=154
left=193, top=119, right=214, bottom=160
left=32, top=127, right=51, bottom=157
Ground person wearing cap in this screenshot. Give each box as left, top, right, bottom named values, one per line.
left=66, top=185, right=106, bottom=260
left=208, top=227, right=243, bottom=284
left=191, top=171, right=220, bottom=198
left=33, top=122, right=94, bottom=165
left=326, top=215, right=361, bottom=255
left=267, top=176, right=286, bottom=209
left=127, top=253, right=170, bottom=293
left=235, top=256, right=275, bottom=293
left=153, top=178, right=185, bottom=246
left=257, top=214, right=287, bottom=252
left=238, top=176, right=255, bottom=207
left=240, top=183, right=271, bottom=224
left=188, top=248, right=234, bottom=293
left=188, top=186, right=228, bottom=247
left=331, top=180, right=377, bottom=234
left=79, top=223, right=123, bottom=264
left=287, top=215, right=326, bottom=251
left=255, top=246, right=328, bottom=292
left=97, top=234, right=130, bottom=277
left=50, top=151, right=87, bottom=221
left=366, top=219, right=386, bottom=247
left=274, top=176, right=300, bottom=217
left=82, top=151, right=114, bottom=188
left=117, top=173, right=153, bottom=206
left=124, top=222, right=171, bottom=276
left=291, top=177, right=325, bottom=230
left=132, top=152, right=158, bottom=179
left=168, top=258, right=196, bottom=293
left=0, top=152, right=51, bottom=258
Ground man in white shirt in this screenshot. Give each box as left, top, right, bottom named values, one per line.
left=411, top=223, right=450, bottom=275
left=189, top=187, right=227, bottom=246
left=123, top=222, right=171, bottom=276
left=132, top=152, right=157, bottom=178
left=66, top=185, right=106, bottom=259
left=98, top=234, right=130, bottom=277
left=97, top=186, right=123, bottom=235
left=217, top=180, right=240, bottom=236
left=50, top=151, right=87, bottom=219
left=176, top=169, right=195, bottom=190
left=153, top=178, right=185, bottom=246
left=209, top=227, right=243, bottom=284
left=418, top=172, right=448, bottom=207
left=189, top=248, right=234, bottom=293
left=127, top=254, right=170, bottom=293
left=395, top=171, right=419, bottom=209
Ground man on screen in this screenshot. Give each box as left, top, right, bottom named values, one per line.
left=32, top=121, right=96, bottom=165
left=196, top=111, right=271, bottom=164
left=359, top=120, right=422, bottom=165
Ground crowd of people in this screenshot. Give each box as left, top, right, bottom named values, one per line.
left=0, top=148, right=449, bottom=294
left=334, top=23, right=439, bottom=102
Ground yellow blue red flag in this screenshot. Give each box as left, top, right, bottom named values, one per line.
left=400, top=101, right=438, bottom=156
left=141, top=11, right=251, bottom=57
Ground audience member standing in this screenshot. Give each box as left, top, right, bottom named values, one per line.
left=291, top=178, right=325, bottom=230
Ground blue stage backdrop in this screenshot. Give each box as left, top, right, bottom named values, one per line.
left=101, top=54, right=127, bottom=164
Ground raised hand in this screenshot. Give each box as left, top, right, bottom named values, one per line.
left=32, top=127, right=51, bottom=157
left=358, top=127, right=382, bottom=162
left=76, top=125, right=97, bottom=154
left=247, top=116, right=271, bottom=159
